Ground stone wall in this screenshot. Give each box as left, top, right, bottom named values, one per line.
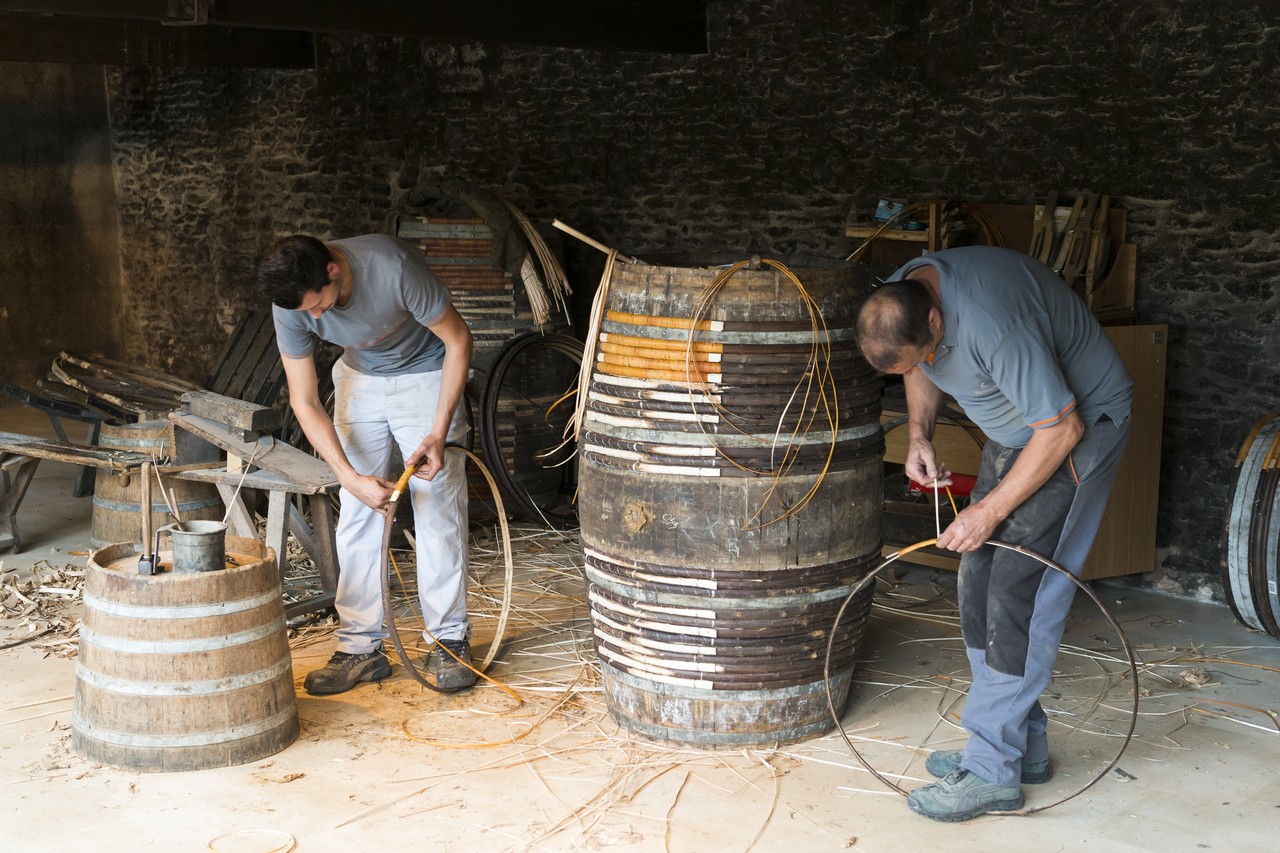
left=33, top=0, right=1280, bottom=592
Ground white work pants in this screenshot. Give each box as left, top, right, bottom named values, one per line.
left=330, top=359, right=470, bottom=654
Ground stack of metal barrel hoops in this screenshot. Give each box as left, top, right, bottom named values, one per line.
left=576, top=259, right=885, bottom=747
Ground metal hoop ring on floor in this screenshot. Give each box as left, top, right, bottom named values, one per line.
left=380, top=446, right=515, bottom=693
left=823, top=538, right=1140, bottom=816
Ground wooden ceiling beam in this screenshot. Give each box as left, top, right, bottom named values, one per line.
left=0, top=12, right=315, bottom=67
left=0, top=0, right=710, bottom=54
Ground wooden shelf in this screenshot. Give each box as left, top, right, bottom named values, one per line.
left=845, top=224, right=930, bottom=242
left=845, top=199, right=1137, bottom=323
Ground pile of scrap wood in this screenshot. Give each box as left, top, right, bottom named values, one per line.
left=0, top=561, right=83, bottom=658
left=47, top=352, right=199, bottom=420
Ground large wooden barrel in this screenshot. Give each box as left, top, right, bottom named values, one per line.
left=578, top=258, right=883, bottom=747
left=72, top=536, right=299, bottom=772
left=91, top=421, right=222, bottom=547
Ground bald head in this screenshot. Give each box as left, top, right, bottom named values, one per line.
left=855, top=279, right=937, bottom=373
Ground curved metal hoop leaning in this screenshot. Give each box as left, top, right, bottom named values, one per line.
left=480, top=332, right=584, bottom=529
left=823, top=538, right=1140, bottom=816
left=379, top=446, right=515, bottom=694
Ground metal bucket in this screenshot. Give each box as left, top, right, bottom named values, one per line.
left=72, top=536, right=298, bottom=772
left=578, top=258, right=883, bottom=747
left=155, top=520, right=229, bottom=573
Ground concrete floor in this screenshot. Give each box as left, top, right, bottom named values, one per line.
left=1, top=401, right=1277, bottom=853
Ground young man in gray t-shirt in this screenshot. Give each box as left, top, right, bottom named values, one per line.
left=259, top=233, right=476, bottom=694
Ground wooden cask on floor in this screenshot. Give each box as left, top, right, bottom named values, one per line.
left=72, top=537, right=299, bottom=772
left=578, top=258, right=883, bottom=747
left=91, top=421, right=222, bottom=547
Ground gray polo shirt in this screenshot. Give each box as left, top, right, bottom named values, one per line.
left=892, top=246, right=1133, bottom=448
left=273, top=234, right=451, bottom=376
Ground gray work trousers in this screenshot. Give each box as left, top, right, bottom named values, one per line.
left=330, top=359, right=471, bottom=654
left=957, top=415, right=1130, bottom=788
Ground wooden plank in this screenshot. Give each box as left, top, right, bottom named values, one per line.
left=0, top=431, right=150, bottom=470
left=181, top=389, right=280, bottom=435
left=1083, top=324, right=1167, bottom=580
left=50, top=360, right=179, bottom=416
left=170, top=464, right=337, bottom=496
left=61, top=352, right=202, bottom=395
left=164, top=415, right=339, bottom=490
left=214, top=484, right=258, bottom=541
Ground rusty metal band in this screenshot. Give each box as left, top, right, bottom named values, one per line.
left=588, top=377, right=882, bottom=414
left=592, top=627, right=860, bottom=678
left=600, top=319, right=856, bottom=345
left=580, top=409, right=874, bottom=444
left=581, top=433, right=883, bottom=470
left=585, top=568, right=865, bottom=628
left=597, top=339, right=871, bottom=370
left=582, top=397, right=865, bottom=435
left=604, top=326, right=865, bottom=353
left=589, top=605, right=866, bottom=661
left=605, top=309, right=846, bottom=334
left=585, top=387, right=882, bottom=421
left=594, top=359, right=873, bottom=388
left=581, top=413, right=879, bottom=446
left=582, top=449, right=849, bottom=479
left=591, top=591, right=875, bottom=689
left=583, top=547, right=878, bottom=593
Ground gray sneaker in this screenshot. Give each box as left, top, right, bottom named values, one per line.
left=907, top=769, right=1023, bottom=822
left=303, top=646, right=392, bottom=695
left=925, top=749, right=1051, bottom=784
left=433, top=638, right=478, bottom=691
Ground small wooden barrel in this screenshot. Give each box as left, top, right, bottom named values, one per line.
left=91, top=421, right=222, bottom=547
left=579, top=259, right=883, bottom=747
left=72, top=536, right=299, bottom=772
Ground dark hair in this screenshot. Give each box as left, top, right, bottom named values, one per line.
left=256, top=235, right=333, bottom=309
left=855, top=279, right=935, bottom=372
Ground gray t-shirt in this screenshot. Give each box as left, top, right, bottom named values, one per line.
left=892, top=246, right=1133, bottom=448
left=273, top=234, right=451, bottom=376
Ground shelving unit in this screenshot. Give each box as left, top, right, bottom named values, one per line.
left=846, top=199, right=1138, bottom=323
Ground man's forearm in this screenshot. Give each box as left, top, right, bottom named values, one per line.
left=905, top=369, right=944, bottom=444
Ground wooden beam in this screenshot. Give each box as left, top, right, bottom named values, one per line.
left=0, top=11, right=315, bottom=67
left=169, top=413, right=338, bottom=490
left=181, top=390, right=280, bottom=436
left=0, top=0, right=708, bottom=54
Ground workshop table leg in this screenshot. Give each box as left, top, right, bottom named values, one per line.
left=0, top=457, right=41, bottom=553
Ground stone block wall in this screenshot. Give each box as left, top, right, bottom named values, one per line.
left=64, top=0, right=1280, bottom=593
